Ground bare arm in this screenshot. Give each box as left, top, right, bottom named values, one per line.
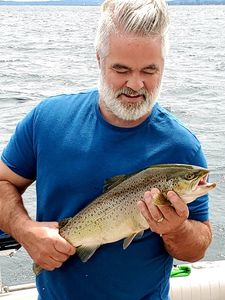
left=138, top=189, right=212, bottom=262
left=0, top=160, right=33, bottom=237
left=0, top=160, right=75, bottom=271
left=161, top=219, right=211, bottom=261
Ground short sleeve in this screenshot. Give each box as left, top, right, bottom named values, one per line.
left=1, top=107, right=37, bottom=180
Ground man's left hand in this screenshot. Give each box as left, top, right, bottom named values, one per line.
left=137, top=188, right=189, bottom=235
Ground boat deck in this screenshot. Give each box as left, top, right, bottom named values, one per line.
left=1, top=260, right=225, bottom=300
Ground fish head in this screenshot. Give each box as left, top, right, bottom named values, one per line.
left=165, top=164, right=216, bottom=204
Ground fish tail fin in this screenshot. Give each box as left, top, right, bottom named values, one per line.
left=33, top=262, right=43, bottom=275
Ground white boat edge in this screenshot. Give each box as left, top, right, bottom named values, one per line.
left=1, top=260, right=225, bottom=300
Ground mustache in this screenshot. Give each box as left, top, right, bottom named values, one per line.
left=115, top=87, right=148, bottom=99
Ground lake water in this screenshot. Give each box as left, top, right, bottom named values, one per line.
left=0, top=5, right=224, bottom=286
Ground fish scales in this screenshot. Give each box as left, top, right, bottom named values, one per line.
left=60, top=186, right=148, bottom=246
left=60, top=172, right=154, bottom=242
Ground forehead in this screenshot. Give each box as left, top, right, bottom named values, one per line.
left=105, top=32, right=165, bottom=68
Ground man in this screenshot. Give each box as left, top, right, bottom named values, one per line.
left=0, top=0, right=212, bottom=299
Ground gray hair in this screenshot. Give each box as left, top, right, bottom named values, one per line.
left=95, top=0, right=170, bottom=59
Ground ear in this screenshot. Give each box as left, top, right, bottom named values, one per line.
left=96, top=52, right=101, bottom=68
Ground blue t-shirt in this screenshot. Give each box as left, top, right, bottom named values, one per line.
left=2, top=89, right=209, bottom=300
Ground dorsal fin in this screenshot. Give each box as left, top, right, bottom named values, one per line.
left=103, top=172, right=136, bottom=193
left=103, top=164, right=153, bottom=193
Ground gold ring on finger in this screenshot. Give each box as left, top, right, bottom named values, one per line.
left=157, top=217, right=164, bottom=223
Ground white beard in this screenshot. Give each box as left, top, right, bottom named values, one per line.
left=98, top=75, right=160, bottom=121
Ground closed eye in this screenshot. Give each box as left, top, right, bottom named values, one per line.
left=112, top=64, right=131, bottom=74
left=142, top=65, right=159, bottom=75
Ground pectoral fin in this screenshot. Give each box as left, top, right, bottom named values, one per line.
left=153, top=193, right=170, bottom=205
left=33, top=262, right=43, bottom=275
left=76, top=244, right=100, bottom=262
left=123, top=230, right=144, bottom=249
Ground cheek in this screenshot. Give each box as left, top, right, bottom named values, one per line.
left=145, top=75, right=162, bottom=92
left=105, top=72, right=127, bottom=89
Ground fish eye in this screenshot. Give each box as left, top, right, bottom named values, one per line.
left=185, top=173, right=195, bottom=180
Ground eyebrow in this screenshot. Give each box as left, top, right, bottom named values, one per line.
left=112, top=63, right=159, bottom=71
left=112, top=64, right=131, bottom=70
left=142, top=64, right=159, bottom=71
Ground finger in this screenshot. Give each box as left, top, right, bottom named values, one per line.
left=43, top=264, right=62, bottom=272
left=42, top=259, right=63, bottom=271
left=35, top=253, right=63, bottom=271
left=50, top=251, right=70, bottom=263
left=45, top=257, right=63, bottom=269
left=167, top=191, right=189, bottom=218
left=54, top=236, right=76, bottom=256
left=143, top=190, right=164, bottom=222
left=41, top=221, right=59, bottom=229
left=137, top=200, right=153, bottom=224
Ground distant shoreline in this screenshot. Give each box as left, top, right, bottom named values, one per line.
left=0, top=1, right=225, bottom=6
left=0, top=2, right=99, bottom=4
left=0, top=1, right=99, bottom=5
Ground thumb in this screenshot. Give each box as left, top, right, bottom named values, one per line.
left=54, top=235, right=76, bottom=255
left=41, top=221, right=59, bottom=229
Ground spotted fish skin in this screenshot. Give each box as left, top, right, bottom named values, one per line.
left=33, top=164, right=216, bottom=274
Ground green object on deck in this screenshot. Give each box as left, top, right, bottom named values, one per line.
left=170, top=265, right=192, bottom=278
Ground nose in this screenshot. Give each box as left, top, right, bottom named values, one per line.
left=125, top=73, right=144, bottom=91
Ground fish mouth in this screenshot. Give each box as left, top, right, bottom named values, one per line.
left=193, top=172, right=216, bottom=192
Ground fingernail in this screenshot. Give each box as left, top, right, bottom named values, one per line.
left=144, top=191, right=151, bottom=199
left=152, top=188, right=160, bottom=197
left=167, top=191, right=175, bottom=198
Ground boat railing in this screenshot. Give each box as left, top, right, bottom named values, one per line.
left=1, top=282, right=36, bottom=294
left=0, top=231, right=23, bottom=295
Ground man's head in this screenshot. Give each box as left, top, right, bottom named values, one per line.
left=96, top=0, right=169, bottom=124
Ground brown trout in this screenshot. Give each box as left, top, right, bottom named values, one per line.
left=33, top=164, right=216, bottom=274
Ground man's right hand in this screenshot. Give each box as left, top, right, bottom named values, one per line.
left=18, top=220, right=76, bottom=271
left=0, top=162, right=76, bottom=271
